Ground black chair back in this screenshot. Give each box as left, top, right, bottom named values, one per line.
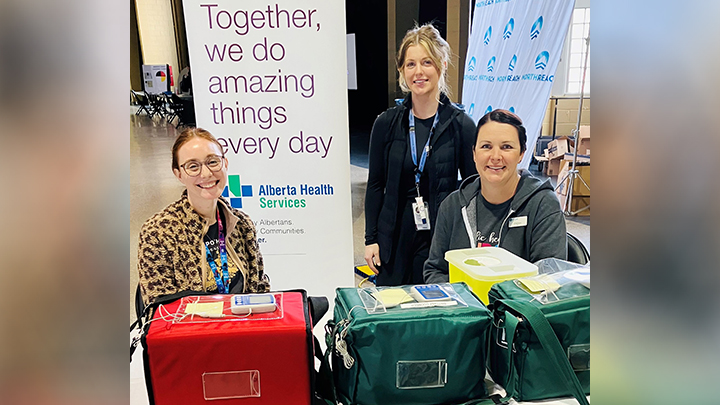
left=131, top=90, right=151, bottom=115
left=135, top=283, right=146, bottom=322
left=567, top=232, right=590, bottom=265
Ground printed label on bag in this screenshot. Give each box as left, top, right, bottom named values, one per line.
left=400, top=301, right=458, bottom=309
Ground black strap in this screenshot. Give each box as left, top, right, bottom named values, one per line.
left=314, top=319, right=339, bottom=404
left=308, top=296, right=329, bottom=328
left=457, top=393, right=510, bottom=405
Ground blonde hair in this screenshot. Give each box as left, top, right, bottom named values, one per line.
left=396, top=23, right=452, bottom=98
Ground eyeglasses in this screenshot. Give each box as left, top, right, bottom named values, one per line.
left=179, top=155, right=225, bottom=177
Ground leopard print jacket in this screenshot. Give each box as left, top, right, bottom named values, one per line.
left=138, top=191, right=270, bottom=304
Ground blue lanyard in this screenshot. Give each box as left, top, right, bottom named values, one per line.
left=205, top=209, right=230, bottom=294
left=409, top=111, right=440, bottom=194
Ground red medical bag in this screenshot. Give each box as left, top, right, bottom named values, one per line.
left=141, top=291, right=314, bottom=404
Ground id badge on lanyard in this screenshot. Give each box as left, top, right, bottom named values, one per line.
left=409, top=111, right=439, bottom=231
left=412, top=196, right=431, bottom=230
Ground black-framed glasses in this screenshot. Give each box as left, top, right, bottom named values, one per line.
left=179, top=155, right=225, bottom=176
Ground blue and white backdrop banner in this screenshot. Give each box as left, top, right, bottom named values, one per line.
left=462, top=0, right=575, bottom=169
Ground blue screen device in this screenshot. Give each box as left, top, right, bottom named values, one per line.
left=410, top=285, right=452, bottom=302
left=231, top=294, right=277, bottom=315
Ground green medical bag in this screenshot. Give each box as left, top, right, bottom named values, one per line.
left=487, top=274, right=590, bottom=405
left=324, top=283, right=492, bottom=405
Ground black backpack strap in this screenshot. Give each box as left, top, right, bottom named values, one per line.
left=307, top=295, right=336, bottom=404
left=314, top=319, right=339, bottom=404
left=456, top=394, right=510, bottom=405
left=308, top=296, right=329, bottom=327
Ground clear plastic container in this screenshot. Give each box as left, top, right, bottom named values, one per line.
left=446, top=247, right=538, bottom=304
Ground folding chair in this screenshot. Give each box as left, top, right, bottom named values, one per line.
left=146, top=92, right=168, bottom=120
left=131, top=90, right=151, bottom=116
left=165, top=93, right=186, bottom=128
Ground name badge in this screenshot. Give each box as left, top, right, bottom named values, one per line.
left=412, top=196, right=431, bottom=231
left=508, top=216, right=528, bottom=228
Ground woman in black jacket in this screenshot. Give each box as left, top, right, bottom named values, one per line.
left=364, top=24, right=477, bottom=286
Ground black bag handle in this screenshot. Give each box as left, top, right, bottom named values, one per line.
left=308, top=296, right=329, bottom=328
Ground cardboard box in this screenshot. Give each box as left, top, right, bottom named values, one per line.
left=534, top=136, right=553, bottom=157
left=573, top=165, right=591, bottom=195
left=562, top=153, right=591, bottom=164
left=556, top=162, right=591, bottom=212
left=556, top=163, right=590, bottom=196
left=546, top=157, right=563, bottom=176
left=547, top=136, right=572, bottom=159
left=558, top=194, right=590, bottom=215
left=547, top=127, right=591, bottom=158
left=577, top=126, right=590, bottom=155
left=571, top=197, right=590, bottom=216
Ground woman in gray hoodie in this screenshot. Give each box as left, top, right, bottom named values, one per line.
left=424, top=110, right=567, bottom=283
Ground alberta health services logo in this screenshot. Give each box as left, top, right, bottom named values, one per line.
left=223, top=175, right=253, bottom=208
left=224, top=174, right=334, bottom=209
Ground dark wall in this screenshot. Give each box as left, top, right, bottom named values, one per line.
left=346, top=0, right=389, bottom=132
left=419, top=0, right=447, bottom=38
left=131, top=0, right=143, bottom=91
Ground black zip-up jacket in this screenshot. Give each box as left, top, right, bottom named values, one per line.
left=424, top=171, right=567, bottom=283
left=364, top=94, right=477, bottom=264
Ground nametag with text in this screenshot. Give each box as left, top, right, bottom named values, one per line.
left=508, top=216, right=528, bottom=228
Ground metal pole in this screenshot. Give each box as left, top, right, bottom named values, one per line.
left=555, top=30, right=591, bottom=216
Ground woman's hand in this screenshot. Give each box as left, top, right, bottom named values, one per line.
left=364, top=244, right=381, bottom=275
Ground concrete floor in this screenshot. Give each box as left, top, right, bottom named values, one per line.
left=130, top=108, right=590, bottom=322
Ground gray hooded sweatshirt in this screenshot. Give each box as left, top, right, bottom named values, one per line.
left=424, top=170, right=567, bottom=283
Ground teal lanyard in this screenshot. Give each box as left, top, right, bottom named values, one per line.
left=205, top=209, right=230, bottom=293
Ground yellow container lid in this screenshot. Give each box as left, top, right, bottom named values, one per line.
left=445, top=247, right=538, bottom=281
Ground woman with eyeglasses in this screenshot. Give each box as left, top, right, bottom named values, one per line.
left=138, top=127, right=269, bottom=305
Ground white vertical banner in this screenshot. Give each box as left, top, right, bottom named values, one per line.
left=462, top=0, right=575, bottom=169
left=182, top=1, right=354, bottom=299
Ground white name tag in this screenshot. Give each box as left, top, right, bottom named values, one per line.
left=412, top=197, right=431, bottom=231
left=508, top=216, right=528, bottom=228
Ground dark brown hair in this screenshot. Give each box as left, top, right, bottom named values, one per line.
left=475, top=109, right=527, bottom=153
